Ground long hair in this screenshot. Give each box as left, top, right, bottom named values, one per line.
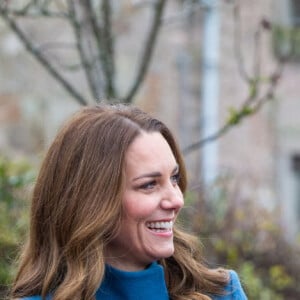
left=11, top=104, right=228, bottom=300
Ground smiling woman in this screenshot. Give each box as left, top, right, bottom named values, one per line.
left=10, top=104, right=247, bottom=300
left=105, top=132, right=184, bottom=271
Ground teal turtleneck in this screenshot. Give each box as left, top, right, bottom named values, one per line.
left=96, top=262, right=247, bottom=300
left=21, top=261, right=247, bottom=300
left=96, top=261, right=168, bottom=300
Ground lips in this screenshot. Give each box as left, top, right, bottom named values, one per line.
left=146, top=221, right=173, bottom=232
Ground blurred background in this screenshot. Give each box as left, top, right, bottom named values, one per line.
left=0, top=0, right=300, bottom=299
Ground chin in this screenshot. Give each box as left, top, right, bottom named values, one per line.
left=155, top=247, right=175, bottom=259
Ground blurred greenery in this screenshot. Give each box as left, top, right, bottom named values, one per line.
left=272, top=25, right=300, bottom=60
left=0, top=156, right=34, bottom=297
left=1, top=156, right=300, bottom=299
left=181, top=176, right=300, bottom=300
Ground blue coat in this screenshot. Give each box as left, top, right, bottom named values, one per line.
left=22, top=262, right=247, bottom=299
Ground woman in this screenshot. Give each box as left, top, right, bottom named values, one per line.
left=11, top=104, right=247, bottom=300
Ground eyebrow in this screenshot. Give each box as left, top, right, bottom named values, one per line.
left=132, top=165, right=179, bottom=182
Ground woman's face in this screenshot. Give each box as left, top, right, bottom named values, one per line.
left=105, top=131, right=184, bottom=271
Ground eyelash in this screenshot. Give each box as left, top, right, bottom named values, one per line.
left=171, top=173, right=180, bottom=185
left=139, top=181, right=156, bottom=190
left=139, top=173, right=180, bottom=190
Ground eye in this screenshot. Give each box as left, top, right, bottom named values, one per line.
left=139, top=180, right=157, bottom=190
left=171, top=173, right=180, bottom=185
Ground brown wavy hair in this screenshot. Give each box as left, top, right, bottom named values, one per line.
left=11, top=104, right=228, bottom=300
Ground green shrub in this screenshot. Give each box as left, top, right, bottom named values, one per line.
left=183, top=177, right=300, bottom=300
left=0, top=156, right=35, bottom=295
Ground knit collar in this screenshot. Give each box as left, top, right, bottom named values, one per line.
left=96, top=262, right=169, bottom=299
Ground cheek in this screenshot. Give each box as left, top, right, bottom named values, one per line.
left=123, top=195, right=157, bottom=220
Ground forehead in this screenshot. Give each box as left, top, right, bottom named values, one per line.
left=125, top=132, right=177, bottom=174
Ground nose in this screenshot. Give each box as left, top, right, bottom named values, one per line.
left=160, top=184, right=184, bottom=211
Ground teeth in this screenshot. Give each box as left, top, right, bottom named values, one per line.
left=146, top=221, right=173, bottom=229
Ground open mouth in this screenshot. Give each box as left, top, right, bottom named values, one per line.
left=146, top=221, right=173, bottom=233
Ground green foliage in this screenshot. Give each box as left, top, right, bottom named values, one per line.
left=187, top=177, right=300, bottom=300
left=239, top=262, right=283, bottom=300
left=269, top=265, right=294, bottom=291
left=227, top=106, right=254, bottom=126
left=272, top=25, right=300, bottom=59
left=0, top=156, right=34, bottom=294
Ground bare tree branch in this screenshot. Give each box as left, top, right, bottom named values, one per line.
left=123, top=0, right=167, bottom=103
left=36, top=41, right=87, bottom=71
left=0, top=0, right=287, bottom=131
left=68, top=0, right=105, bottom=101
left=86, top=0, right=116, bottom=100
left=1, top=0, right=168, bottom=105
left=101, top=0, right=115, bottom=98
left=233, top=1, right=251, bottom=83
left=183, top=61, right=284, bottom=155
left=0, top=8, right=88, bottom=106
left=183, top=4, right=286, bottom=156
left=253, top=27, right=261, bottom=83
left=0, top=0, right=69, bottom=18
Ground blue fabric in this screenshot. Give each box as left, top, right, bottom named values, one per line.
left=22, top=263, right=247, bottom=300
left=96, top=261, right=169, bottom=299
left=212, top=270, right=247, bottom=300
